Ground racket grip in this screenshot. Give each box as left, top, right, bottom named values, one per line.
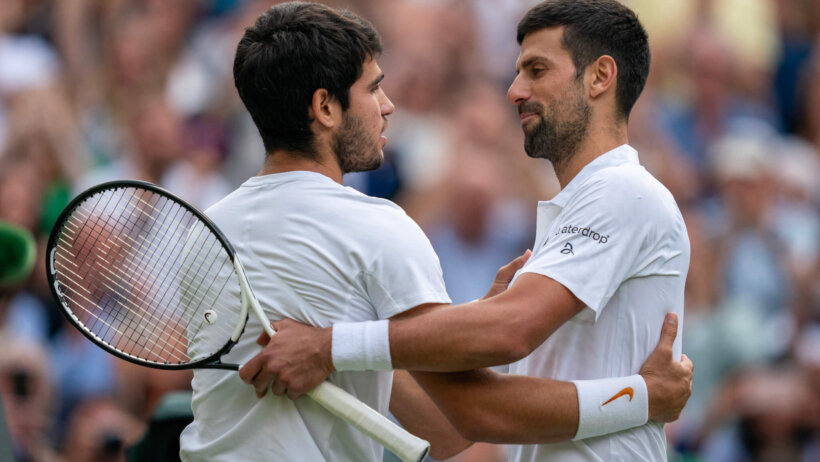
left=307, top=381, right=430, bottom=462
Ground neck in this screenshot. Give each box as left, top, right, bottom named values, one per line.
left=258, top=149, right=343, bottom=184
left=555, top=122, right=628, bottom=189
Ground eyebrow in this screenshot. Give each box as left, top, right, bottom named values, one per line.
left=369, top=74, right=385, bottom=88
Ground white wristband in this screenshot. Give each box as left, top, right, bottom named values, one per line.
left=572, top=374, right=648, bottom=440
left=331, top=320, right=392, bottom=371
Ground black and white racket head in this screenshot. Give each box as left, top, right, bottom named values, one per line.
left=46, top=180, right=247, bottom=370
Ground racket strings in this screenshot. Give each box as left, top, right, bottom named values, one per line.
left=57, top=200, right=195, bottom=361
left=58, top=198, right=200, bottom=355
left=52, top=186, right=243, bottom=365
left=69, top=191, right=233, bottom=361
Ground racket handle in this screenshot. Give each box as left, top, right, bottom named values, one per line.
left=237, top=260, right=428, bottom=459
left=307, top=381, right=430, bottom=462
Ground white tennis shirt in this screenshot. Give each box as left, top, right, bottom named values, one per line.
left=179, top=171, right=450, bottom=461
left=508, top=145, right=690, bottom=462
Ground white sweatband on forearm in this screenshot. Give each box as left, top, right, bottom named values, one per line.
left=331, top=320, right=392, bottom=371
left=571, top=374, right=648, bottom=440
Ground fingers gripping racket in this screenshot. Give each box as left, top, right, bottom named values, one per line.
left=45, top=180, right=430, bottom=462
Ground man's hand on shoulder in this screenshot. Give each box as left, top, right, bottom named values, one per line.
left=481, top=249, right=531, bottom=300
left=640, top=313, right=693, bottom=422
left=239, top=319, right=334, bottom=399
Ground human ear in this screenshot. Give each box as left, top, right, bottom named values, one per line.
left=588, top=55, right=617, bottom=99
left=310, top=89, right=339, bottom=129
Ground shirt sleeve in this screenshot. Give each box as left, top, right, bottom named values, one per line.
left=521, top=175, right=650, bottom=319
left=363, top=212, right=451, bottom=320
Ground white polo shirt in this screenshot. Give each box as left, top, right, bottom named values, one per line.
left=179, top=171, right=450, bottom=461
left=508, top=145, right=690, bottom=462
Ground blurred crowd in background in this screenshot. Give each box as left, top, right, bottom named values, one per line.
left=0, top=0, right=818, bottom=461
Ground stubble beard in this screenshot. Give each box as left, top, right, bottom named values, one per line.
left=522, top=85, right=591, bottom=173
left=332, top=113, right=384, bottom=174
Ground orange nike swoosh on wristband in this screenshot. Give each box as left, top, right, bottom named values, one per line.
left=601, top=387, right=634, bottom=406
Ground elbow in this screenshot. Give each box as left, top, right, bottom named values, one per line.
left=450, top=412, right=525, bottom=444
left=449, top=411, right=497, bottom=442
left=509, top=335, right=539, bottom=362
left=488, top=325, right=540, bottom=364
left=428, top=440, right=471, bottom=461
left=471, top=298, right=548, bottom=366
left=444, top=400, right=512, bottom=443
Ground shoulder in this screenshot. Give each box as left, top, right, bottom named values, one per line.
left=586, top=162, right=668, bottom=199
left=558, top=162, right=687, bottom=254
left=306, top=184, right=414, bottom=228
left=587, top=163, right=689, bottom=257
left=577, top=163, right=679, bottom=222
left=351, top=194, right=430, bottom=244
left=300, top=184, right=432, bottom=250
left=203, top=186, right=248, bottom=224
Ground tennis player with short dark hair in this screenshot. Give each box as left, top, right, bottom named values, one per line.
left=179, top=3, right=459, bottom=460
left=246, top=1, right=692, bottom=461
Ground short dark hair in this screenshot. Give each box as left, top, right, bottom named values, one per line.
left=233, top=2, right=382, bottom=156
left=517, top=0, right=650, bottom=120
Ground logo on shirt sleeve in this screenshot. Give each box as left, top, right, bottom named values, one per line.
left=560, top=242, right=574, bottom=255
left=554, top=224, right=610, bottom=244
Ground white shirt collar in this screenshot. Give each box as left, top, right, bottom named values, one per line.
left=245, top=170, right=338, bottom=186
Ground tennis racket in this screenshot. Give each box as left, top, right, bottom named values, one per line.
left=45, top=180, right=430, bottom=462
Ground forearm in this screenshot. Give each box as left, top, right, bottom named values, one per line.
left=388, top=274, right=584, bottom=372
left=410, top=369, right=579, bottom=444
left=390, top=371, right=472, bottom=460
left=389, top=299, right=532, bottom=372
left=332, top=301, right=528, bottom=372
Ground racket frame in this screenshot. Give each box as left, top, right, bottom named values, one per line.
left=46, top=180, right=248, bottom=371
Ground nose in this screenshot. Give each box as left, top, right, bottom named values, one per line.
left=507, top=74, right=529, bottom=105
left=380, top=91, right=396, bottom=116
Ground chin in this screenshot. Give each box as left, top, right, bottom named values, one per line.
left=367, top=153, right=385, bottom=171
left=367, top=157, right=384, bottom=172
left=342, top=154, right=383, bottom=174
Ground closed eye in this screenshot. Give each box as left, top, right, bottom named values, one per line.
left=369, top=74, right=385, bottom=93
left=518, top=56, right=552, bottom=78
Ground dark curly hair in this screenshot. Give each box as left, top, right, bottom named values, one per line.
left=233, top=2, right=382, bottom=157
